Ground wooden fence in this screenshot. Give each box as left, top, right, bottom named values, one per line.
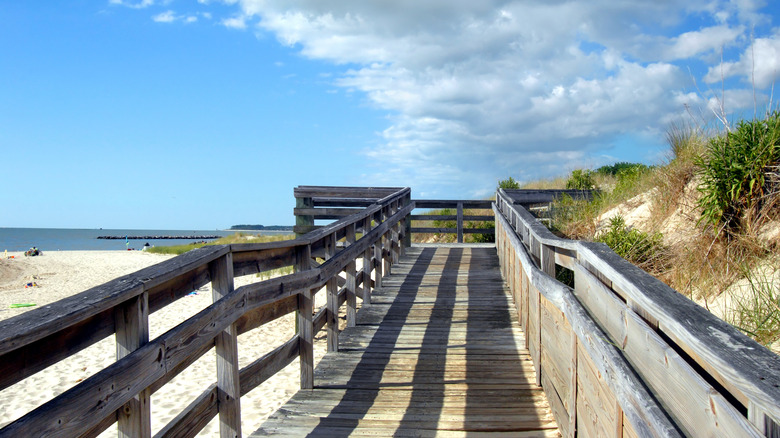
left=0, top=187, right=413, bottom=438
left=495, top=188, right=780, bottom=438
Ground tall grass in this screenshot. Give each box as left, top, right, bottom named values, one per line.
left=147, top=233, right=294, bottom=255
left=725, top=262, right=780, bottom=349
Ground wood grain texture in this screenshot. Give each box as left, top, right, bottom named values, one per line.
left=251, top=246, right=559, bottom=437
left=210, top=253, right=241, bottom=438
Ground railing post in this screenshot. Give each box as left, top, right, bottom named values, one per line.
left=362, top=217, right=373, bottom=307
left=115, top=292, right=151, bottom=438
left=541, top=244, right=556, bottom=278
left=457, top=201, right=464, bottom=243
left=391, top=200, right=400, bottom=266
left=209, top=253, right=241, bottom=438
left=382, top=205, right=392, bottom=276
left=295, top=196, right=314, bottom=238
left=295, top=244, right=314, bottom=390
left=374, top=210, right=384, bottom=289
left=325, top=233, right=339, bottom=352
left=403, top=192, right=412, bottom=251
left=346, top=223, right=357, bottom=328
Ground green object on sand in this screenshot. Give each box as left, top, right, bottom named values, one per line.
left=10, top=303, right=36, bottom=308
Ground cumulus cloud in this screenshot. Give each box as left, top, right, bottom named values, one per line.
left=182, top=1, right=776, bottom=195
left=705, top=31, right=780, bottom=88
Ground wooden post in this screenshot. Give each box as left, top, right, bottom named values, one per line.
left=382, top=206, right=391, bottom=276
left=346, top=223, right=357, bottom=328
left=325, top=233, right=339, bottom=352
left=296, top=245, right=314, bottom=390
left=295, top=196, right=314, bottom=237
left=374, top=210, right=384, bottom=289
left=541, top=244, right=556, bottom=278
left=391, top=201, right=400, bottom=267
left=115, top=292, right=151, bottom=438
left=456, top=201, right=464, bottom=243
left=362, top=217, right=373, bottom=308
left=210, top=253, right=241, bottom=438
left=403, top=192, right=412, bottom=251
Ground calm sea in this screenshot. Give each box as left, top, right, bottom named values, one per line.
left=0, top=228, right=289, bottom=252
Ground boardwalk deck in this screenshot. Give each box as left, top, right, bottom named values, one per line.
left=251, top=245, right=558, bottom=437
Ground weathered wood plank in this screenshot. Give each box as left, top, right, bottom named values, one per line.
left=115, top=291, right=151, bottom=438
left=210, top=253, right=241, bottom=438
left=252, top=246, right=558, bottom=437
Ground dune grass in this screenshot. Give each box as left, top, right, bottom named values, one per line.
left=147, top=233, right=294, bottom=255
left=529, top=113, right=779, bottom=349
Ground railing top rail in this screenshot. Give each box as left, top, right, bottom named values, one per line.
left=412, top=199, right=493, bottom=209
left=294, top=186, right=405, bottom=199
left=494, top=188, right=780, bottom=427
left=501, top=188, right=599, bottom=204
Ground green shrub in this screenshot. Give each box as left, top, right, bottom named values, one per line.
left=696, top=112, right=780, bottom=236
left=498, top=176, right=521, bottom=190
left=595, top=162, right=650, bottom=178
left=596, top=215, right=665, bottom=270
left=566, top=169, right=595, bottom=190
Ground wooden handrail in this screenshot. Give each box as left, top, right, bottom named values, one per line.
left=494, top=188, right=780, bottom=437
left=0, top=187, right=413, bottom=438
left=409, top=199, right=494, bottom=243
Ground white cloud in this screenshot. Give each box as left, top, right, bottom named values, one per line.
left=152, top=10, right=175, bottom=23
left=662, top=25, right=744, bottom=60
left=152, top=10, right=198, bottom=24
left=110, top=0, right=155, bottom=9
left=704, top=31, right=780, bottom=87
left=222, top=16, right=247, bottom=29
left=191, top=0, right=777, bottom=195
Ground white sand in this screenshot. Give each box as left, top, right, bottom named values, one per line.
left=0, top=251, right=332, bottom=436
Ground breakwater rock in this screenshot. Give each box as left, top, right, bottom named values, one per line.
left=97, top=235, right=221, bottom=240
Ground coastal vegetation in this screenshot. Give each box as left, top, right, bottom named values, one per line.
left=147, top=233, right=294, bottom=255
left=519, top=112, right=779, bottom=350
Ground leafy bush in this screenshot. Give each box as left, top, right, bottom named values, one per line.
left=498, top=176, right=521, bottom=189
left=595, top=162, right=651, bottom=178
left=595, top=215, right=665, bottom=270
left=697, top=112, right=780, bottom=236
left=566, top=169, right=595, bottom=190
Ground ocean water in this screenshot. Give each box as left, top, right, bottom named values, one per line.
left=0, top=228, right=289, bottom=252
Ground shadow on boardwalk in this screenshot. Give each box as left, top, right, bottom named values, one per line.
left=251, top=246, right=557, bottom=437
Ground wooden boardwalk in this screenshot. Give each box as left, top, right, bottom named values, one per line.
left=251, top=245, right=558, bottom=437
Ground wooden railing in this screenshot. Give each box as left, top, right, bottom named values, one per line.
left=495, top=188, right=780, bottom=437
left=0, top=187, right=413, bottom=438
left=410, top=200, right=494, bottom=243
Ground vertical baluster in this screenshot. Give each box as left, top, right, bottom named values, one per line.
left=115, top=291, right=151, bottom=438
left=210, top=253, right=241, bottom=438
left=325, top=233, right=339, bottom=352
left=296, top=244, right=314, bottom=389
left=457, top=201, right=464, bottom=243
left=346, top=223, right=357, bottom=328
left=362, top=217, right=373, bottom=307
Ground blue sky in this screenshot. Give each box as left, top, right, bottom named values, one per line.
left=2, top=1, right=779, bottom=229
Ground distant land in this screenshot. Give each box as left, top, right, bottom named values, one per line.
left=229, top=225, right=294, bottom=231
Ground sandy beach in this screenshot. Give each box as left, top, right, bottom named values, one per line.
left=0, top=250, right=332, bottom=436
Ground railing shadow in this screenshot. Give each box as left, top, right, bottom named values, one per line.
left=305, top=247, right=436, bottom=436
